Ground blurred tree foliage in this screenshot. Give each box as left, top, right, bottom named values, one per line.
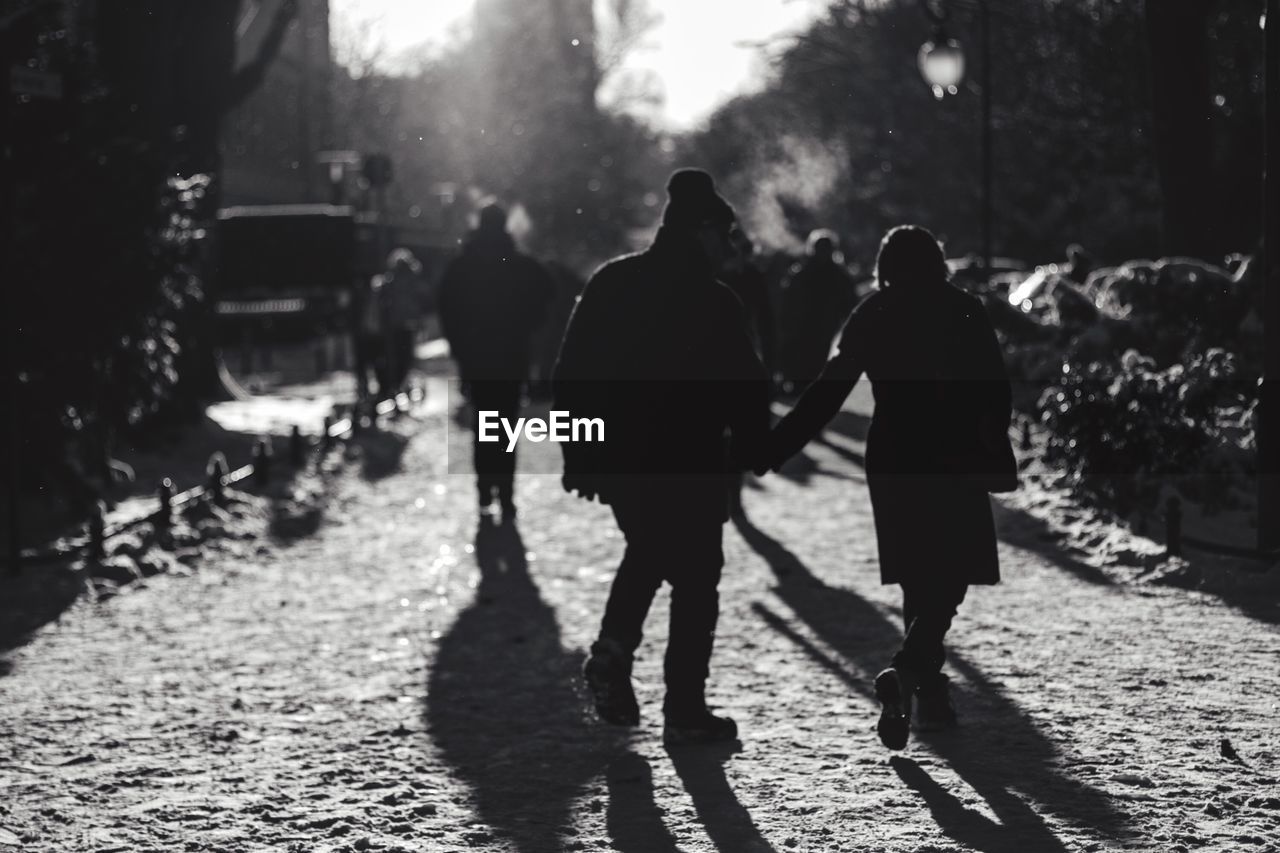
left=330, top=0, right=672, bottom=271
left=4, top=1, right=293, bottom=501
left=682, top=0, right=1264, bottom=267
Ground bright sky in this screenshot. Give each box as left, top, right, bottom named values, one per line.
left=332, top=0, right=828, bottom=130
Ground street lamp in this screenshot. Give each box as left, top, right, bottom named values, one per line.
left=918, top=35, right=964, bottom=101
left=919, top=0, right=992, bottom=279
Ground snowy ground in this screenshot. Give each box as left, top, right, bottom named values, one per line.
left=1, top=375, right=1278, bottom=853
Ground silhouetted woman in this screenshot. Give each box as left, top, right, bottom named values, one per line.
left=765, top=225, right=1017, bottom=750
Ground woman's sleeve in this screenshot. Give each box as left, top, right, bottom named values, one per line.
left=970, top=303, right=1013, bottom=429
left=768, top=307, right=868, bottom=467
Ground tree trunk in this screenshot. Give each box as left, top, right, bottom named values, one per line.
left=1144, top=0, right=1215, bottom=259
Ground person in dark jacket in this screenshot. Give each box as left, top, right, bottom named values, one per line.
left=553, top=169, right=771, bottom=743
left=779, top=229, right=858, bottom=391
left=439, top=203, right=554, bottom=518
left=763, top=225, right=1017, bottom=751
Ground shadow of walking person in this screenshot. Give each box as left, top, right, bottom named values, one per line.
left=353, top=428, right=410, bottom=482
left=606, top=752, right=687, bottom=853
left=732, top=512, right=1128, bottom=850
left=666, top=741, right=780, bottom=853
left=426, top=517, right=616, bottom=852
left=891, top=755, right=1052, bottom=853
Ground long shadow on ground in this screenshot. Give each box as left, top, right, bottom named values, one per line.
left=0, top=564, right=81, bottom=675
left=426, top=518, right=624, bottom=851
left=353, top=428, right=410, bottom=481
left=427, top=517, right=782, bottom=852
left=666, top=741, right=779, bottom=853
left=606, top=752, right=685, bottom=853
left=734, top=513, right=1128, bottom=853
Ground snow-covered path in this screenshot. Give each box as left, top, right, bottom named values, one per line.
left=2, top=386, right=1277, bottom=853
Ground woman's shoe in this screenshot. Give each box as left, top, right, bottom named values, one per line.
left=874, top=667, right=915, bottom=750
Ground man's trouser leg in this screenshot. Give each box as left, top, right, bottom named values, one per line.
left=599, top=498, right=666, bottom=656
left=662, top=519, right=725, bottom=715
left=892, top=579, right=969, bottom=678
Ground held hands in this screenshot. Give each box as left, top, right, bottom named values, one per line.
left=740, top=429, right=787, bottom=477
left=561, top=472, right=600, bottom=502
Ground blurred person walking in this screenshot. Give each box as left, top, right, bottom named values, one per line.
left=723, top=229, right=776, bottom=375
left=554, top=169, right=771, bottom=743
left=763, top=225, right=1017, bottom=751
left=375, top=248, right=424, bottom=395
left=440, top=204, right=554, bottom=519
left=779, top=229, right=858, bottom=391
left=352, top=274, right=388, bottom=403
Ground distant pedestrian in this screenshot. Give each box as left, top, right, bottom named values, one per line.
left=439, top=203, right=554, bottom=519
left=779, top=229, right=857, bottom=391
left=375, top=248, right=424, bottom=395
left=554, top=168, right=771, bottom=743
left=352, top=274, right=388, bottom=402
left=723, top=228, right=776, bottom=374
left=763, top=225, right=1017, bottom=750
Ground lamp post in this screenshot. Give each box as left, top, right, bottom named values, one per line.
left=919, top=0, right=991, bottom=278
left=1263, top=0, right=1278, bottom=552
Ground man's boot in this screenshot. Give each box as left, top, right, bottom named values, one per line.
left=583, top=638, right=640, bottom=726
left=662, top=686, right=737, bottom=744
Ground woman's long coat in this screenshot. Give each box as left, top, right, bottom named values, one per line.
left=772, top=282, right=1015, bottom=585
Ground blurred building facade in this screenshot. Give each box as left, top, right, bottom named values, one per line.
left=221, top=0, right=334, bottom=205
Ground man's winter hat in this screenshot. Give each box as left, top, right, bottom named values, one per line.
left=662, top=168, right=736, bottom=230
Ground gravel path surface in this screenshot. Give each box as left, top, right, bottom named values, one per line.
left=2, top=388, right=1278, bottom=853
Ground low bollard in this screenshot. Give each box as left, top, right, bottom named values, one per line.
left=1165, top=495, right=1182, bottom=558
left=322, top=415, right=334, bottom=450
left=253, top=439, right=272, bottom=488
left=290, top=425, right=305, bottom=467
left=207, top=453, right=229, bottom=505
left=156, top=477, right=173, bottom=528
left=87, top=500, right=106, bottom=560
left=1021, top=419, right=1033, bottom=451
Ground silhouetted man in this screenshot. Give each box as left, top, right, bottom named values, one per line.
left=553, top=169, right=770, bottom=742
left=440, top=203, right=553, bottom=518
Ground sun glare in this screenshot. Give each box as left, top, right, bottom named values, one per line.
left=332, top=0, right=825, bottom=128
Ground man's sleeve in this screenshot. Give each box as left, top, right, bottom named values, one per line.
left=720, top=291, right=773, bottom=471
left=553, top=272, right=608, bottom=484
